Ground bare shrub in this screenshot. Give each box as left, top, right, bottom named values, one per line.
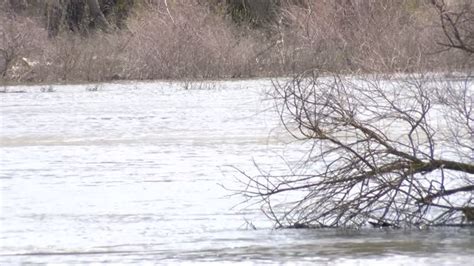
left=0, top=10, right=47, bottom=83
left=1, top=0, right=472, bottom=83
left=2, top=0, right=274, bottom=83
left=273, top=0, right=471, bottom=74
left=38, top=33, right=132, bottom=82
left=270, top=2, right=347, bottom=73
left=126, top=0, right=264, bottom=80
left=275, top=1, right=420, bottom=73
left=236, top=71, right=474, bottom=228
left=338, top=1, right=429, bottom=72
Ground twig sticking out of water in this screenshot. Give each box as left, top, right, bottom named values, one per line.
left=40, top=86, right=55, bottom=93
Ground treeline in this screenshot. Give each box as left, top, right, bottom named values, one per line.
left=0, top=0, right=472, bottom=83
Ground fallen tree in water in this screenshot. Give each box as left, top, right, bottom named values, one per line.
left=236, top=71, right=473, bottom=228
left=233, top=0, right=474, bottom=229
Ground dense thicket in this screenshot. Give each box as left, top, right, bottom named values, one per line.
left=0, top=0, right=472, bottom=83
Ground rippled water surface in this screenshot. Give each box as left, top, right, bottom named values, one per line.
left=1, top=80, right=473, bottom=265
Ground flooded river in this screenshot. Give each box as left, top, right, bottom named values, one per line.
left=1, top=80, right=473, bottom=264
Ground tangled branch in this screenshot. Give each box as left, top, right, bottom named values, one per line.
left=430, top=0, right=474, bottom=54
left=237, top=71, right=473, bottom=228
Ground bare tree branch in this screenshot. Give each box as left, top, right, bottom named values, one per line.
left=430, top=0, right=474, bottom=54
left=236, top=71, right=474, bottom=228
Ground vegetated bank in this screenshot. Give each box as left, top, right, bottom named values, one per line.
left=1, top=0, right=472, bottom=84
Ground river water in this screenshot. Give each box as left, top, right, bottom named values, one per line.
left=0, top=80, right=472, bottom=265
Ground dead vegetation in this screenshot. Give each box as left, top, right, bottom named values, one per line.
left=235, top=71, right=473, bottom=228
left=233, top=0, right=473, bottom=229
left=0, top=0, right=473, bottom=84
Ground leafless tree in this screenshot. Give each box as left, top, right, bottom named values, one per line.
left=430, top=0, right=474, bottom=54
left=236, top=71, right=473, bottom=228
